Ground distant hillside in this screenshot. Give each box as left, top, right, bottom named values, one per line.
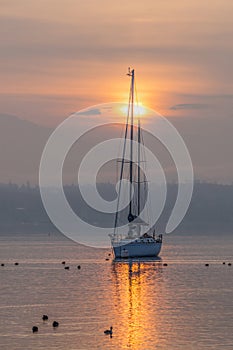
left=1, top=112, right=233, bottom=186
left=0, top=114, right=51, bottom=184
left=0, top=182, right=232, bottom=235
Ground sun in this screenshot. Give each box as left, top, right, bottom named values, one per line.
left=118, top=102, right=148, bottom=120
left=134, top=103, right=147, bottom=117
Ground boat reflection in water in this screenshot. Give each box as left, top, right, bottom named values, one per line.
left=111, top=258, right=164, bottom=349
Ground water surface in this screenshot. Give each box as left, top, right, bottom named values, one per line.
left=0, top=232, right=232, bottom=349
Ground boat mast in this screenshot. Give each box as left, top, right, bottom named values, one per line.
left=113, top=69, right=132, bottom=234
left=128, top=68, right=135, bottom=223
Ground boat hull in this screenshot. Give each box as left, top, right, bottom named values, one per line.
left=112, top=241, right=162, bottom=258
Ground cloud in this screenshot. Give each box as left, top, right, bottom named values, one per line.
left=76, top=108, right=101, bottom=116
left=176, top=93, right=233, bottom=100
left=0, top=14, right=232, bottom=66
left=169, top=103, right=208, bottom=111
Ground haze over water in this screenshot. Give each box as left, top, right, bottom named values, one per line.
left=1, top=1, right=233, bottom=349
left=0, top=232, right=232, bottom=350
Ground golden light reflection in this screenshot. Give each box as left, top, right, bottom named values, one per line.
left=111, top=260, right=163, bottom=349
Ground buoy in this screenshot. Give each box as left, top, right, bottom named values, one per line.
left=108, top=253, right=111, bottom=256
left=77, top=265, right=81, bottom=269
left=42, top=314, right=48, bottom=321
left=163, top=263, right=168, bottom=267
left=104, top=326, right=113, bottom=335
left=32, top=326, right=38, bottom=333
left=205, top=263, right=209, bottom=267
left=53, top=321, right=59, bottom=327
left=105, top=258, right=109, bottom=261
left=64, top=266, right=69, bottom=270
left=61, top=261, right=66, bottom=265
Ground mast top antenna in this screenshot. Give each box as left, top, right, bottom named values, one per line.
left=127, top=67, right=134, bottom=76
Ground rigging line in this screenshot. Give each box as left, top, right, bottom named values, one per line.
left=134, top=79, right=139, bottom=107
left=116, top=113, right=126, bottom=186
left=113, top=78, right=132, bottom=235
left=135, top=78, right=143, bottom=220
left=138, top=118, right=141, bottom=217
left=118, top=161, right=130, bottom=227
left=141, top=128, right=151, bottom=227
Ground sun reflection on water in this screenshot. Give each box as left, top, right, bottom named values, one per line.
left=111, top=259, right=163, bottom=349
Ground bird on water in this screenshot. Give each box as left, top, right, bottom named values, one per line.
left=104, top=326, right=113, bottom=335
left=32, top=326, right=38, bottom=333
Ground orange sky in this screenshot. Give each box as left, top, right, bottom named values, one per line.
left=0, top=0, right=232, bottom=125
left=0, top=0, right=233, bottom=183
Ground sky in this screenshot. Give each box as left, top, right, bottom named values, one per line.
left=0, top=0, right=233, bottom=183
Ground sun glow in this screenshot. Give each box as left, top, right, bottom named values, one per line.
left=119, top=102, right=148, bottom=119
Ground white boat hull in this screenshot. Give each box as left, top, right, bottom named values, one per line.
left=112, top=241, right=162, bottom=258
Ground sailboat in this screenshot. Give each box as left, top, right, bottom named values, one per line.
left=110, top=68, right=163, bottom=258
